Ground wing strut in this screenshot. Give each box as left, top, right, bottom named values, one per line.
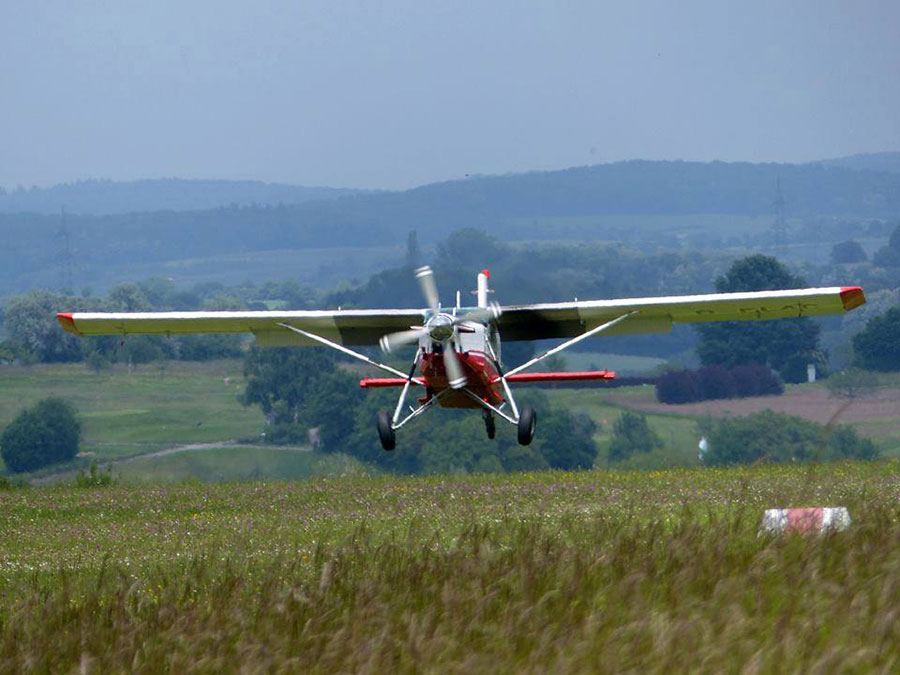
left=276, top=322, right=423, bottom=383
left=504, top=311, right=638, bottom=378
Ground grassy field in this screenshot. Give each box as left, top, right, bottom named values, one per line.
left=115, top=447, right=371, bottom=483
left=3, top=361, right=896, bottom=481
left=0, top=361, right=264, bottom=468
left=2, top=462, right=900, bottom=671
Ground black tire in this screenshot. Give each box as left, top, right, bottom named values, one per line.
left=376, top=410, right=395, bottom=451
left=517, top=405, right=536, bottom=446
left=485, top=415, right=496, bottom=440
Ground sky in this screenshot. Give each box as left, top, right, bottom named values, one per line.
left=1, top=0, right=898, bottom=190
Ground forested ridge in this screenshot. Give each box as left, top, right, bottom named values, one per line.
left=0, top=178, right=369, bottom=215
left=3, top=159, right=900, bottom=297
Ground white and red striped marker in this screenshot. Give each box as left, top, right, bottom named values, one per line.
left=760, top=507, right=851, bottom=534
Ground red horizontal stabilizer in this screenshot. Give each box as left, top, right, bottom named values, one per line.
left=360, top=377, right=424, bottom=388
left=498, top=370, right=615, bottom=384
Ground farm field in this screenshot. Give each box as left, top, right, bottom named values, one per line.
left=2, top=462, right=900, bottom=671
left=585, top=380, right=900, bottom=455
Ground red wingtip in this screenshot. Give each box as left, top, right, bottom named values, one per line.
left=839, top=286, right=866, bottom=311
left=56, top=312, right=81, bottom=335
left=481, top=269, right=490, bottom=279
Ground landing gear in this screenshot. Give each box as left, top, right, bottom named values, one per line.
left=517, top=405, right=536, bottom=446
left=376, top=410, right=395, bottom=451
left=484, top=412, right=496, bottom=439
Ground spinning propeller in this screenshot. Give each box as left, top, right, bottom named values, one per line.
left=379, top=266, right=500, bottom=389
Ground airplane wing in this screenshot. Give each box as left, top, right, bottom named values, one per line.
left=57, top=308, right=426, bottom=347
left=58, top=286, right=865, bottom=346
left=495, top=286, right=866, bottom=341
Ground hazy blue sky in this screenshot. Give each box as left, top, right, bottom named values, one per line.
left=2, top=0, right=897, bottom=190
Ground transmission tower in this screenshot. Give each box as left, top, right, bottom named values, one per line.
left=770, top=178, right=788, bottom=248
left=56, top=207, right=75, bottom=293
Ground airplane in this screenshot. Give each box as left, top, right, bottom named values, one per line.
left=57, top=268, right=866, bottom=451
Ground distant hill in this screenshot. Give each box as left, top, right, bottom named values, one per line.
left=2, top=159, right=899, bottom=296
left=813, top=152, right=900, bottom=174
left=0, top=178, right=373, bottom=215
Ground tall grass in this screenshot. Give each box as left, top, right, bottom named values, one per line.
left=2, top=463, right=900, bottom=671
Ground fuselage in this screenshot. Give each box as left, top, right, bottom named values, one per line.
left=420, top=350, right=503, bottom=408
left=418, top=304, right=502, bottom=408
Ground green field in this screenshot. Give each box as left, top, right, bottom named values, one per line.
left=4, top=361, right=897, bottom=481
left=0, top=361, right=705, bottom=478
left=2, top=462, right=900, bottom=671
left=115, top=446, right=371, bottom=483
left=0, top=360, right=265, bottom=471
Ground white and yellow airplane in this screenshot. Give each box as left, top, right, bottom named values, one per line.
left=59, top=267, right=866, bottom=450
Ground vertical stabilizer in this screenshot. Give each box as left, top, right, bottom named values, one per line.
left=477, top=270, right=490, bottom=308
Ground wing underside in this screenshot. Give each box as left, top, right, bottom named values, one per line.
left=57, top=286, right=865, bottom=346
left=495, top=286, right=865, bottom=341
left=57, top=309, right=427, bottom=347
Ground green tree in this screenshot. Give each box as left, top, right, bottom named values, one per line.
left=826, top=368, right=880, bottom=399
left=241, top=347, right=363, bottom=451
left=830, top=240, right=867, bottom=264
left=342, top=388, right=592, bottom=475
left=608, top=411, right=663, bottom=463
left=107, top=283, right=152, bottom=311
left=702, top=410, right=878, bottom=466
left=696, top=255, right=824, bottom=382
left=1, top=398, right=81, bottom=473
left=872, top=223, right=900, bottom=267
left=853, top=306, right=900, bottom=371
left=538, top=407, right=597, bottom=469
left=3, top=290, right=85, bottom=363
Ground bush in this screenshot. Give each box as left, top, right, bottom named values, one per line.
left=701, top=410, right=878, bottom=466
left=656, top=364, right=782, bottom=404
left=656, top=370, right=701, bottom=404
left=608, top=411, right=663, bottom=463
left=74, top=460, right=115, bottom=487
left=1, top=398, right=81, bottom=473
left=0, top=474, right=28, bottom=490
left=696, top=365, right=736, bottom=400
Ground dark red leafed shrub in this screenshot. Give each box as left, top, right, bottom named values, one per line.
left=730, top=364, right=784, bottom=397
left=656, top=370, right=701, bottom=404
left=656, top=364, right=782, bottom=404
left=696, top=365, right=736, bottom=400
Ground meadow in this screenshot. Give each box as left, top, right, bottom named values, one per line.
left=3, top=360, right=897, bottom=481
left=2, top=462, right=900, bottom=672
left=0, top=361, right=264, bottom=471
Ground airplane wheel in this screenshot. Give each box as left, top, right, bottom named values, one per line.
left=376, top=410, right=395, bottom=451
left=517, top=406, right=536, bottom=446
left=485, top=415, right=496, bottom=440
